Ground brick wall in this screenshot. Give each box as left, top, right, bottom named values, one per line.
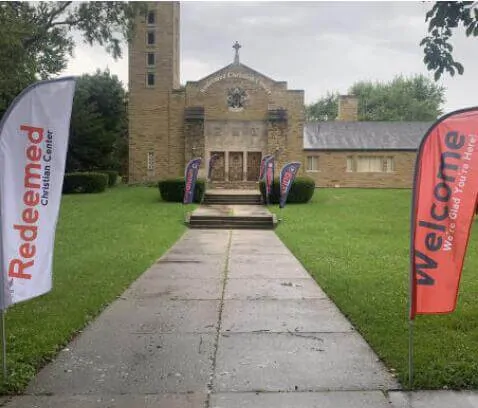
left=304, top=150, right=416, bottom=188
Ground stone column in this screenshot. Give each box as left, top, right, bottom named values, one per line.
left=267, top=108, right=288, bottom=172
left=184, top=107, right=205, bottom=177
left=225, top=150, right=229, bottom=182
left=243, top=151, right=247, bottom=181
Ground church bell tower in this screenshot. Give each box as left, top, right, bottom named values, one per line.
left=128, top=1, right=180, bottom=183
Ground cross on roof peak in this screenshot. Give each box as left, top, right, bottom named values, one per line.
left=233, top=41, right=241, bottom=64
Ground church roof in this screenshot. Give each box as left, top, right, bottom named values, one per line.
left=303, top=121, right=433, bottom=151
left=190, top=61, right=278, bottom=86
left=188, top=41, right=283, bottom=86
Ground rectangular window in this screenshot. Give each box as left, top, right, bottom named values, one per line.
left=346, top=156, right=355, bottom=172
left=147, top=72, right=155, bottom=87
left=147, top=11, right=155, bottom=25
left=356, top=156, right=382, bottom=172
left=147, top=152, right=154, bottom=170
left=353, top=156, right=395, bottom=173
left=147, top=52, right=155, bottom=66
left=306, top=156, right=318, bottom=172
left=383, top=156, right=395, bottom=172
left=147, top=31, right=155, bottom=45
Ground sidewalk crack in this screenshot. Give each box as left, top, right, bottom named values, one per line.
left=205, top=230, right=231, bottom=407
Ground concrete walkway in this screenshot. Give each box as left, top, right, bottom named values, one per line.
left=3, top=230, right=478, bottom=407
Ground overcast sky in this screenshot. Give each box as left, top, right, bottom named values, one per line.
left=61, top=1, right=478, bottom=114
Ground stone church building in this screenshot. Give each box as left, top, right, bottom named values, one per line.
left=128, top=1, right=431, bottom=189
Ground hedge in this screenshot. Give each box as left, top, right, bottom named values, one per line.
left=99, top=170, right=119, bottom=187
left=63, top=172, right=108, bottom=194
left=259, top=176, right=315, bottom=204
left=158, top=178, right=206, bottom=203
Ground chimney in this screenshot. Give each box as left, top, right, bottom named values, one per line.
left=337, top=95, right=358, bottom=121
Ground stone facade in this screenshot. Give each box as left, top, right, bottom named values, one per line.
left=128, top=1, right=305, bottom=187
left=181, top=62, right=305, bottom=186
left=304, top=150, right=416, bottom=188
left=128, top=1, right=182, bottom=183
left=337, top=95, right=359, bottom=121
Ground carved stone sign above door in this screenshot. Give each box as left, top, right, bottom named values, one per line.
left=199, top=71, right=272, bottom=94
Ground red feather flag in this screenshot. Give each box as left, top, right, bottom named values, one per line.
left=410, top=108, right=478, bottom=319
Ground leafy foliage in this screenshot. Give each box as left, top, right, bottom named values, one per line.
left=99, top=170, right=120, bottom=187
left=158, top=178, right=206, bottom=203
left=421, top=1, right=478, bottom=80
left=0, top=1, right=145, bottom=117
left=306, top=75, right=444, bottom=121
left=259, top=176, right=315, bottom=204
left=67, top=70, right=127, bottom=173
left=62, top=172, right=108, bottom=194
left=305, top=92, right=338, bottom=121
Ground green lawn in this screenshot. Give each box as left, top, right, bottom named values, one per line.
left=2, top=186, right=187, bottom=394
left=273, top=189, right=478, bottom=390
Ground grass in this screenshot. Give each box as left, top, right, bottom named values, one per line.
left=272, top=189, right=478, bottom=390
left=1, top=186, right=188, bottom=394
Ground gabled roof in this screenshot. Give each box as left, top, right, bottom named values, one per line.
left=303, top=121, right=433, bottom=150
left=188, top=61, right=279, bottom=85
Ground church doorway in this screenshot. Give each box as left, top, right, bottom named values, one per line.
left=210, top=151, right=225, bottom=181
left=228, top=152, right=244, bottom=181
left=247, top=152, right=262, bottom=181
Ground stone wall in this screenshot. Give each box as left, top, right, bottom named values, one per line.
left=184, top=117, right=205, bottom=178
left=304, top=150, right=416, bottom=188
left=167, top=90, right=186, bottom=178
left=337, top=95, right=358, bottom=121
left=128, top=1, right=182, bottom=183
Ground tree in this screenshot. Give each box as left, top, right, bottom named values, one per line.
left=305, top=92, right=338, bottom=121
left=67, top=70, right=127, bottom=173
left=306, top=74, right=445, bottom=122
left=421, top=1, right=478, bottom=80
left=0, top=1, right=145, bottom=116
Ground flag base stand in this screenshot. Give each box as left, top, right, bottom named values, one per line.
left=182, top=206, right=191, bottom=226
left=277, top=207, right=284, bottom=223
left=408, top=318, right=414, bottom=390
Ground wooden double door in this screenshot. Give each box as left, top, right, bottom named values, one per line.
left=246, top=152, right=262, bottom=181
left=209, top=151, right=262, bottom=182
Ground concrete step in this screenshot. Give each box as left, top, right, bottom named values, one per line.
left=209, top=182, right=259, bottom=189
left=188, top=216, right=275, bottom=230
left=204, top=196, right=261, bottom=200
left=189, top=222, right=274, bottom=230
left=189, top=224, right=274, bottom=229
left=203, top=193, right=263, bottom=205
left=203, top=200, right=263, bottom=205
left=190, top=216, right=272, bottom=222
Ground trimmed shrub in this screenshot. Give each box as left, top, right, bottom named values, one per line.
left=158, top=178, right=206, bottom=203
left=63, top=172, right=108, bottom=194
left=99, top=170, right=119, bottom=187
left=259, top=176, right=315, bottom=204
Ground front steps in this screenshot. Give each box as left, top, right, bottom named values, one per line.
left=187, top=204, right=276, bottom=230
left=208, top=181, right=259, bottom=190
left=202, top=192, right=262, bottom=205
left=188, top=214, right=275, bottom=229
